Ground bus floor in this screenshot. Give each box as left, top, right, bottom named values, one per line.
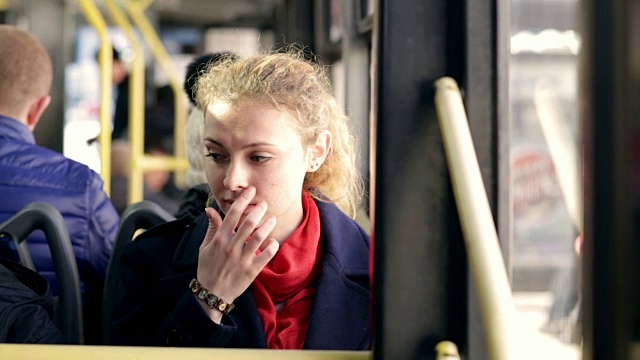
left=513, top=291, right=581, bottom=359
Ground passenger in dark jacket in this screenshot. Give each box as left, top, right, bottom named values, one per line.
left=110, top=52, right=370, bottom=349
left=0, top=25, right=119, bottom=344
left=174, top=183, right=209, bottom=220
left=0, top=257, right=63, bottom=344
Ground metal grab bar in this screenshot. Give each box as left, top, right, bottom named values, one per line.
left=78, top=0, right=113, bottom=196
left=124, top=0, right=189, bottom=203
left=104, top=0, right=147, bottom=206
left=0, top=202, right=83, bottom=345
left=81, top=0, right=189, bottom=204
left=434, top=77, right=515, bottom=360
left=102, top=201, right=175, bottom=344
left=0, top=343, right=371, bottom=360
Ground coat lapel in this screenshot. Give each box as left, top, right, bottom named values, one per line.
left=304, top=201, right=371, bottom=350
left=227, top=289, right=267, bottom=348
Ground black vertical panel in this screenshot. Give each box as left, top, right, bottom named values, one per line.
left=372, top=0, right=469, bottom=358
left=582, top=0, right=635, bottom=359
left=280, top=0, right=314, bottom=50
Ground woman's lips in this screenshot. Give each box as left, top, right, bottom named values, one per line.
left=223, top=200, right=257, bottom=214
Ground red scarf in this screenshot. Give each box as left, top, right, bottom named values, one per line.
left=252, top=192, right=322, bottom=349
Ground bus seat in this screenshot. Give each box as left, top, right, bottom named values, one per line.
left=102, top=201, right=175, bottom=344
left=0, top=202, right=83, bottom=345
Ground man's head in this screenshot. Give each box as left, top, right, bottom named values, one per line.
left=184, top=52, right=238, bottom=106
left=111, top=47, right=128, bottom=85
left=0, top=25, right=52, bottom=131
left=96, top=46, right=128, bottom=85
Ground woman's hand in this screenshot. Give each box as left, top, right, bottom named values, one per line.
left=196, top=186, right=279, bottom=322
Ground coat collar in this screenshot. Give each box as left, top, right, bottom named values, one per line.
left=172, top=214, right=207, bottom=267
left=170, top=199, right=371, bottom=350
left=0, top=115, right=35, bottom=145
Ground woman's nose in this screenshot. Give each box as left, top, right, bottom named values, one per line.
left=223, top=161, right=249, bottom=190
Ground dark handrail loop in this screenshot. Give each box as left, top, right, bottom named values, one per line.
left=0, top=202, right=83, bottom=344
left=102, top=201, right=175, bottom=344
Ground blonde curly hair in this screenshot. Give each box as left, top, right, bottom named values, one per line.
left=195, top=50, right=363, bottom=217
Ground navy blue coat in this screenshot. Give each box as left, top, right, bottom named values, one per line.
left=110, top=200, right=371, bottom=350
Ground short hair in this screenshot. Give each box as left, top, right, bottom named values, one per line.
left=0, top=25, right=52, bottom=117
left=195, top=50, right=363, bottom=217
left=184, top=52, right=238, bottom=106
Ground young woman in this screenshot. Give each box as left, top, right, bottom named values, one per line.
left=109, top=51, right=370, bottom=350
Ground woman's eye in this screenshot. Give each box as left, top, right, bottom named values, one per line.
left=206, top=153, right=228, bottom=162
left=251, top=155, right=271, bottom=163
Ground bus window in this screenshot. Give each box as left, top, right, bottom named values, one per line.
left=507, top=0, right=581, bottom=358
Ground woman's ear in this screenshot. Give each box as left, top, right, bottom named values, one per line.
left=307, top=130, right=332, bottom=172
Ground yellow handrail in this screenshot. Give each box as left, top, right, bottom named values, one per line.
left=0, top=344, right=371, bottom=360
left=104, top=0, right=146, bottom=204
left=434, top=77, right=515, bottom=360
left=77, top=0, right=112, bottom=196
left=124, top=0, right=189, bottom=196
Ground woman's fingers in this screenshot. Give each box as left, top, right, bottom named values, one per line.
left=196, top=186, right=279, bottom=302
left=233, top=201, right=269, bottom=251
left=217, top=186, right=256, bottom=235
left=253, top=238, right=279, bottom=268
left=243, top=215, right=277, bottom=254
left=200, top=207, right=223, bottom=250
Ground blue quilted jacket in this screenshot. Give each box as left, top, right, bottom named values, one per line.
left=0, top=115, right=119, bottom=300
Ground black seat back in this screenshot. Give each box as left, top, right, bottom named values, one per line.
left=0, top=202, right=83, bottom=344
left=102, top=201, right=175, bottom=344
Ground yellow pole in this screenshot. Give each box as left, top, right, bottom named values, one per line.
left=137, top=0, right=156, bottom=10
left=0, top=344, right=371, bottom=360
left=77, top=0, right=112, bottom=196
left=104, top=0, right=146, bottom=204
left=434, top=77, right=516, bottom=360
left=125, top=0, right=189, bottom=190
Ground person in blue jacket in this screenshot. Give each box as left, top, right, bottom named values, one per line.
left=110, top=51, right=370, bottom=350
left=0, top=25, right=119, bottom=344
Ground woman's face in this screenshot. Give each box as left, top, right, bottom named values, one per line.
left=203, top=101, right=312, bottom=241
